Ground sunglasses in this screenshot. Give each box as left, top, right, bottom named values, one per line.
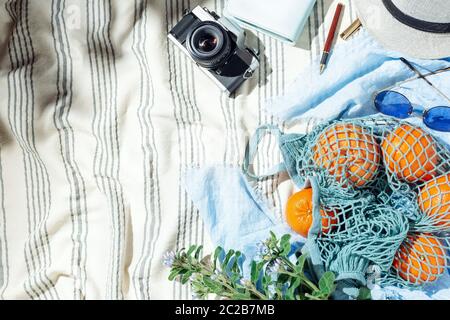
left=374, top=58, right=450, bottom=132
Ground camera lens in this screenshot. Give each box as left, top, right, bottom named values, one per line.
left=197, top=33, right=218, bottom=53
left=186, top=22, right=232, bottom=69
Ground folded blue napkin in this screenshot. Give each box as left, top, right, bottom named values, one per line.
left=224, top=0, right=316, bottom=45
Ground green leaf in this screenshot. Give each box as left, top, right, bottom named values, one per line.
left=251, top=261, right=265, bottom=284
left=186, top=245, right=197, bottom=257
left=318, top=271, right=336, bottom=297
left=203, top=278, right=222, bottom=293
left=231, top=251, right=242, bottom=273
left=284, top=277, right=301, bottom=300
left=194, top=245, right=203, bottom=260
left=279, top=234, right=292, bottom=256
left=294, top=254, right=307, bottom=274
left=261, top=274, right=269, bottom=290
left=181, top=271, right=193, bottom=284
left=222, top=249, right=235, bottom=271
left=250, top=261, right=258, bottom=283
left=281, top=241, right=291, bottom=256
left=357, top=287, right=372, bottom=300
left=276, top=273, right=290, bottom=285
left=213, top=246, right=224, bottom=269
left=269, top=231, right=276, bottom=240
left=280, top=234, right=291, bottom=246
left=168, top=268, right=181, bottom=281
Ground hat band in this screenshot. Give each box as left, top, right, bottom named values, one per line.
left=383, top=0, right=450, bottom=34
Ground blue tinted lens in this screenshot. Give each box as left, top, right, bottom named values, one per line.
left=374, top=91, right=413, bottom=119
left=423, top=106, right=450, bottom=132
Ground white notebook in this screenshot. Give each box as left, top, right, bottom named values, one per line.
left=224, top=0, right=316, bottom=45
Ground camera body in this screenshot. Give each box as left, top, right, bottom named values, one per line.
left=168, top=6, right=259, bottom=95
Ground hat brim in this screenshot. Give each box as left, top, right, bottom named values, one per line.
left=355, top=0, right=450, bottom=59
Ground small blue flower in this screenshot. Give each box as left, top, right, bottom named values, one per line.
left=256, top=241, right=269, bottom=257
left=163, top=251, right=176, bottom=267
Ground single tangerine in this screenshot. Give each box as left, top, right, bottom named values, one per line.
left=392, top=234, right=446, bottom=285
left=285, top=188, right=338, bottom=238
left=418, top=173, right=450, bottom=228
left=381, top=123, right=438, bottom=183
left=313, top=123, right=381, bottom=187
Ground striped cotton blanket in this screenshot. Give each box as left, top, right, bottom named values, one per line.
left=0, top=0, right=355, bottom=299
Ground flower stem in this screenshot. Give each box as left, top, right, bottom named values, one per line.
left=279, top=257, right=320, bottom=292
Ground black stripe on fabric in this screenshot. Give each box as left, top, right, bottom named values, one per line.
left=5, top=0, right=58, bottom=300
left=320, top=0, right=326, bottom=52
left=188, top=57, right=204, bottom=251
left=177, top=0, right=195, bottom=300
left=165, top=0, right=184, bottom=300
left=185, top=0, right=204, bottom=251
left=307, top=13, right=313, bottom=64
left=174, top=0, right=189, bottom=300
left=130, top=0, right=163, bottom=300
left=179, top=1, right=202, bottom=277
left=313, top=1, right=321, bottom=57
left=270, top=39, right=283, bottom=219
left=107, top=0, right=127, bottom=300
left=25, top=0, right=58, bottom=299
left=50, top=0, right=89, bottom=299
left=0, top=147, right=9, bottom=298
left=85, top=0, right=126, bottom=299
left=265, top=37, right=280, bottom=216
left=4, top=0, right=40, bottom=299
left=257, top=34, right=275, bottom=207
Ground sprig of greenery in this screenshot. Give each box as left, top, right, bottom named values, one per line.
left=163, top=232, right=337, bottom=300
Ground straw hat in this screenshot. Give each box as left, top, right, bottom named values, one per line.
left=355, top=0, right=450, bottom=59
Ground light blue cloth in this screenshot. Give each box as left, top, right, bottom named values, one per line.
left=183, top=166, right=304, bottom=279
left=267, top=30, right=450, bottom=299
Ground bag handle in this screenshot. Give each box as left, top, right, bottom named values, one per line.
left=242, top=125, right=287, bottom=180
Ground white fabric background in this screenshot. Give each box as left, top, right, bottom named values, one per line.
left=0, top=0, right=356, bottom=299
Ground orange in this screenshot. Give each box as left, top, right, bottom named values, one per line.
left=418, top=173, right=450, bottom=228
left=381, top=123, right=438, bottom=183
left=285, top=188, right=338, bottom=238
left=313, top=123, right=381, bottom=187
left=392, top=234, right=446, bottom=284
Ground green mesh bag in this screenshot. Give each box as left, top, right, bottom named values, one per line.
left=244, top=115, right=450, bottom=292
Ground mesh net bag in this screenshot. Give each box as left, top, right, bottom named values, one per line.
left=270, top=116, right=450, bottom=290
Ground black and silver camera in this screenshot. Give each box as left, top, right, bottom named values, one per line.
left=168, top=6, right=259, bottom=95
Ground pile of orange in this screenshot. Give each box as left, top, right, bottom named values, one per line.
left=313, top=123, right=381, bottom=187
left=285, top=121, right=449, bottom=285
left=392, top=234, right=446, bottom=284
left=381, top=123, right=438, bottom=183
left=285, top=188, right=337, bottom=238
